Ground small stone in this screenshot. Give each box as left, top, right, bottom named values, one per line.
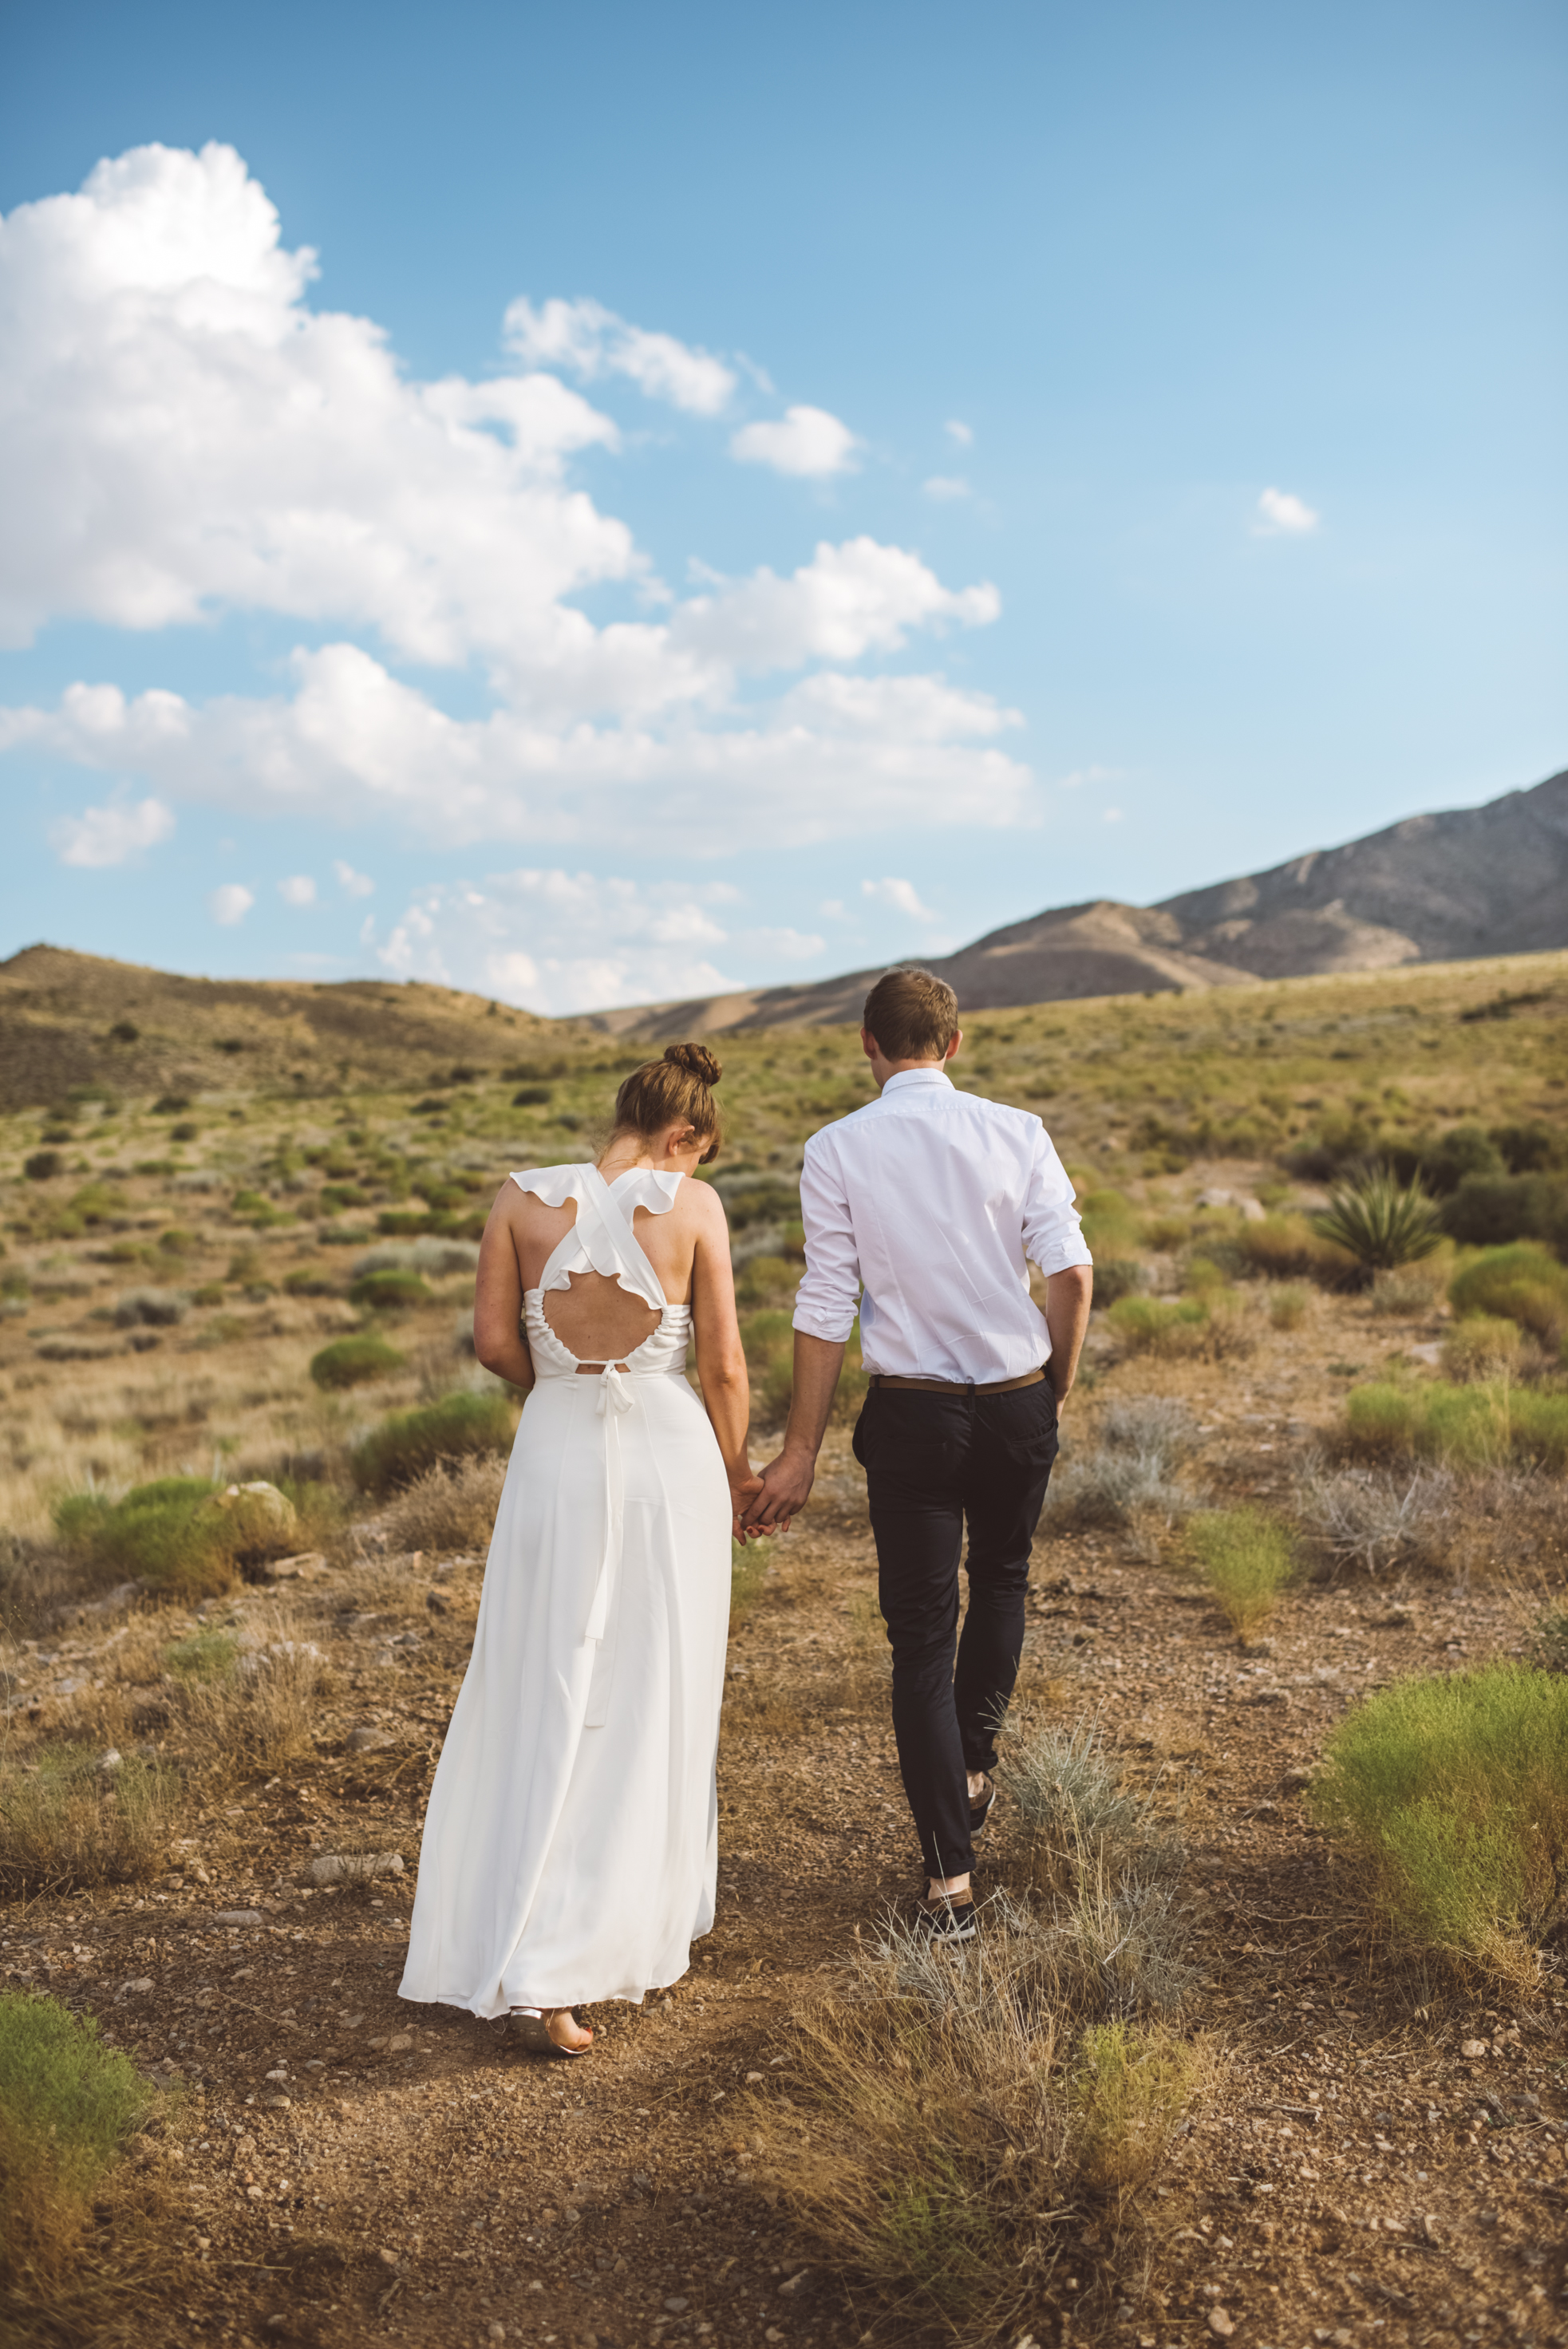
left=387, top=2033, right=413, bottom=2053
left=377, top=2247, right=398, bottom=2267
left=1421, top=2212, right=1441, bottom=2242
left=246, top=2185, right=265, bottom=2201
left=426, top=1591, right=451, bottom=1615
left=664, top=2299, right=689, bottom=2315
left=1207, top=2312, right=1234, bottom=2340
left=488, top=2327, right=507, bottom=2343
left=347, top=1725, right=395, bottom=1753
left=309, top=1850, right=404, bottom=1884
left=263, top=2095, right=291, bottom=2110
left=214, top=1909, right=263, bottom=1926
left=1461, top=2039, right=1488, bottom=2059
left=367, top=2036, right=388, bottom=2051
left=265, top=2067, right=288, bottom=2082
left=97, top=1747, right=124, bottom=1774
left=778, top=2269, right=810, bottom=2296
left=123, top=1976, right=154, bottom=1996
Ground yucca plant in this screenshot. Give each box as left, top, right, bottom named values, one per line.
left=1311, top=1164, right=1442, bottom=1271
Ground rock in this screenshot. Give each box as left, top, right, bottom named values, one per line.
left=778, top=2270, right=811, bottom=2297
left=377, top=2247, right=398, bottom=2268
left=346, top=1726, right=395, bottom=1753
left=215, top=1910, right=263, bottom=1926
left=123, top=1976, right=154, bottom=1996
left=264, top=2067, right=288, bottom=2082
left=387, top=2033, right=413, bottom=2053
left=1282, top=1768, right=1316, bottom=1794
left=259, top=1551, right=328, bottom=1582
left=247, top=2184, right=265, bottom=2201
left=745, top=2070, right=764, bottom=2083
left=1421, top=2212, right=1441, bottom=2242
left=309, top=1851, right=404, bottom=1884
left=1207, top=2311, right=1235, bottom=2340
left=426, top=1591, right=451, bottom=1615
left=1461, top=2039, right=1489, bottom=2059
left=664, top=2298, right=689, bottom=2314
left=97, top=1747, right=124, bottom=1775
left=263, top=2094, right=291, bottom=2110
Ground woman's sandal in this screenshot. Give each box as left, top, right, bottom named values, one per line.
left=510, top=2008, right=592, bottom=2059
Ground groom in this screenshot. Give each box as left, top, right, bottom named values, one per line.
left=745, top=966, right=1092, bottom=1940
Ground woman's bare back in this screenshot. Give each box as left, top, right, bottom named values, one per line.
left=508, top=1177, right=705, bottom=1367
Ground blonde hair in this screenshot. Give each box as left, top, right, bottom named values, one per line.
left=610, top=1042, right=723, bottom=1164
left=861, top=966, right=959, bottom=1062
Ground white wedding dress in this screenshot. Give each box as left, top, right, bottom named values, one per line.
left=399, top=1163, right=733, bottom=2019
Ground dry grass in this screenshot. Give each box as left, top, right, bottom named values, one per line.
left=0, top=1744, right=179, bottom=1896
left=747, top=1899, right=1207, bottom=2339
left=1186, top=1506, right=1295, bottom=1639
left=168, top=1608, right=330, bottom=1775
left=379, top=1452, right=508, bottom=1557
left=1047, top=1398, right=1198, bottom=1546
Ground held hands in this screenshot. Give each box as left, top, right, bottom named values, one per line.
left=741, top=1443, right=816, bottom=1536
left=729, top=1469, right=766, bottom=1543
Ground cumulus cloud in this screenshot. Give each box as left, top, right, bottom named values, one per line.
left=334, top=859, right=374, bottom=898
left=944, top=420, right=974, bottom=446
left=1254, top=486, right=1320, bottom=535
left=730, top=405, right=859, bottom=479
left=209, top=882, right=254, bottom=925
left=862, top=876, right=940, bottom=923
left=922, top=476, right=970, bottom=502
left=49, top=792, right=174, bottom=867
left=0, top=143, right=1026, bottom=855
left=503, top=296, right=736, bottom=416
left=278, top=873, right=316, bottom=906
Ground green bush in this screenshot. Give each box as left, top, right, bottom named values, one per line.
left=53, top=1476, right=241, bottom=1598
left=1312, top=1167, right=1442, bottom=1271
left=1441, top=1172, right=1568, bottom=1252
left=1187, top=1507, right=1294, bottom=1639
left=1344, top=1380, right=1568, bottom=1471
left=1420, top=1124, right=1504, bottom=1195
left=1079, top=1189, right=1142, bottom=1261
left=1311, top=1665, right=1568, bottom=1973
left=1238, top=1213, right=1358, bottom=1287
left=1441, top=1317, right=1523, bottom=1382
left=310, top=1332, right=406, bottom=1389
left=1104, top=1296, right=1208, bottom=1357
left=282, top=1265, right=337, bottom=1296
left=351, top=1388, right=518, bottom=1494
left=349, top=1267, right=433, bottom=1311
left=1449, top=1242, right=1568, bottom=1344
left=733, top=1254, right=800, bottom=1307
left=22, top=1151, right=61, bottom=1181
left=0, top=1993, right=152, bottom=2280
left=1268, top=1283, right=1309, bottom=1331
left=738, top=1307, right=865, bottom=1427
left=1089, top=1258, right=1149, bottom=1307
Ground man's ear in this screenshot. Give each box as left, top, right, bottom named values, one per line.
left=944, top=1028, right=963, bottom=1063
left=861, top=1027, right=879, bottom=1061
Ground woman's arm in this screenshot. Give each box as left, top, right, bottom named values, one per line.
left=687, top=1185, right=762, bottom=1536
left=472, top=1183, right=535, bottom=1393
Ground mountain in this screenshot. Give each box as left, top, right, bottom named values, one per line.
left=592, top=764, right=1568, bottom=1036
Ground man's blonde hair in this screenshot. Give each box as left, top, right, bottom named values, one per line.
left=862, top=966, right=960, bottom=1062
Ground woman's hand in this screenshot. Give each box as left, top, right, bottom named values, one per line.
left=729, top=1470, right=766, bottom=1541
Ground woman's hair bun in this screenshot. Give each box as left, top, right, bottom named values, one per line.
left=662, top=1041, right=722, bottom=1088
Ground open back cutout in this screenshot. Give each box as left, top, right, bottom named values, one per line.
left=539, top=1269, right=662, bottom=1367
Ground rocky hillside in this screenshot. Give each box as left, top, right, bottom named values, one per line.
left=597, top=764, right=1568, bottom=1036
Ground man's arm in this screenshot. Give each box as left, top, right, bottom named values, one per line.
left=1043, top=1265, right=1092, bottom=1406
left=743, top=1332, right=845, bottom=1531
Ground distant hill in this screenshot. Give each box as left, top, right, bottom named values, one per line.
left=0, top=946, right=568, bottom=1115
left=592, top=764, right=1568, bottom=1036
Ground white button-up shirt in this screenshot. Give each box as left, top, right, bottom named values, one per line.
left=791, top=1066, right=1092, bottom=1384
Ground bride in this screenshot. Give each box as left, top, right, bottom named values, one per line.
left=398, top=1044, right=760, bottom=2056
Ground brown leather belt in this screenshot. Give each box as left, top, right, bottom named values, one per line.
left=868, top=1367, right=1048, bottom=1396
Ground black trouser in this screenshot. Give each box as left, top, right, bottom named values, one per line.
left=852, top=1380, right=1060, bottom=1881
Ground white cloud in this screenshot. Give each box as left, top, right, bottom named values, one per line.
left=503, top=295, right=736, bottom=416
left=922, top=476, right=970, bottom=502
left=278, top=873, right=316, bottom=906
left=730, top=405, right=859, bottom=479
left=944, top=420, right=974, bottom=447
left=376, top=869, right=748, bottom=1015
left=49, top=792, right=174, bottom=867
left=862, top=877, right=940, bottom=924
left=0, top=143, right=1026, bottom=854
left=1057, top=764, right=1120, bottom=789
left=748, top=926, right=825, bottom=960
left=209, top=882, right=254, bottom=925
left=1103, top=806, right=1125, bottom=823
left=334, top=859, right=374, bottom=898
left=1254, top=486, right=1320, bottom=535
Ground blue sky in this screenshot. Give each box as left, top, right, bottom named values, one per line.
left=2, top=0, right=1563, bottom=1013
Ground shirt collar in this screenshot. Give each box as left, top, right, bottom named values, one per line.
left=881, top=1066, right=954, bottom=1095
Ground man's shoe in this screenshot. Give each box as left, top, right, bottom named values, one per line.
left=918, top=1894, right=978, bottom=1946
left=969, top=1774, right=997, bottom=1837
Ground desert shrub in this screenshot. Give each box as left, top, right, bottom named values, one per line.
left=1449, top=1242, right=1568, bottom=1345
left=1049, top=1397, right=1195, bottom=1529
left=1491, top=1120, right=1568, bottom=1176
left=1369, top=1254, right=1451, bottom=1315
left=1187, top=1506, right=1294, bottom=1638
left=1069, top=2021, right=1203, bottom=2204
left=1141, top=1213, right=1195, bottom=1253
left=1345, top=1380, right=1568, bottom=1471
left=733, top=1253, right=800, bottom=1307
left=0, top=1746, right=179, bottom=1894
left=381, top=1452, right=508, bottom=1555
left=353, top=1238, right=480, bottom=1279
left=310, top=1332, right=406, bottom=1389
left=23, top=1151, right=62, bottom=1182
left=111, top=1285, right=187, bottom=1327
left=282, top=1265, right=338, bottom=1297
left=1089, top=1257, right=1150, bottom=1306
left=172, top=1625, right=326, bottom=1770
left=53, top=1476, right=240, bottom=1599
left=1442, top=1316, right=1523, bottom=1382
left=1293, top=1458, right=1455, bottom=1577
left=1268, top=1283, right=1309, bottom=1330
left=1311, top=1665, right=1568, bottom=1976
left=1079, top=1188, right=1141, bottom=1261
left=350, top=1388, right=517, bottom=1494
left=1420, top=1123, right=1505, bottom=1194
left=1238, top=1213, right=1358, bottom=1287
left=350, top=1267, right=433, bottom=1312
left=1442, top=1173, right=1568, bottom=1252
left=1313, top=1167, right=1441, bottom=1272
left=0, top=1993, right=151, bottom=2282
left=1104, top=1295, right=1208, bottom=1357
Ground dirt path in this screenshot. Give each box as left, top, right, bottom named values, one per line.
left=7, top=1400, right=1567, bottom=2349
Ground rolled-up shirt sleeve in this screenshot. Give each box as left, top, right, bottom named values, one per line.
left=792, top=1135, right=863, bottom=1342
left=1022, top=1124, right=1094, bottom=1277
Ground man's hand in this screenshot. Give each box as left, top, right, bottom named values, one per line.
left=743, top=1445, right=817, bottom=1534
